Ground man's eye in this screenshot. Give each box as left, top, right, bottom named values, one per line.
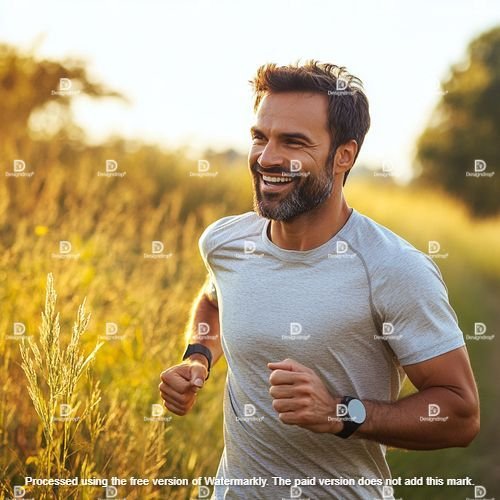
left=286, top=140, right=304, bottom=146
left=252, top=135, right=265, bottom=141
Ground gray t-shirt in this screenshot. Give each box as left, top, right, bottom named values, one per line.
left=198, top=208, right=465, bottom=500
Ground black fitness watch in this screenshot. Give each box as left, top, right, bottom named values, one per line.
left=335, top=396, right=367, bottom=439
left=182, top=343, right=212, bottom=380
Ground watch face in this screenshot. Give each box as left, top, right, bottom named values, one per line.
left=347, top=399, right=366, bottom=424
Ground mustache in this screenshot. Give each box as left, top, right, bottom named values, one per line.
left=250, top=162, right=294, bottom=176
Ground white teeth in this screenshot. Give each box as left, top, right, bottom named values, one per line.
left=262, top=175, right=293, bottom=183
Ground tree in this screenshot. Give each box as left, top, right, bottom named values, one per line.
left=0, top=43, right=124, bottom=154
left=415, top=26, right=500, bottom=217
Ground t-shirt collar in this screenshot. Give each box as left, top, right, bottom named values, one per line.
left=260, top=208, right=358, bottom=262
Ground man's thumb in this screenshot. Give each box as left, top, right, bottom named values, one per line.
left=190, top=364, right=207, bottom=389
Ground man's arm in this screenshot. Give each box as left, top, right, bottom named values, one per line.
left=268, top=346, right=480, bottom=450
left=354, top=346, right=480, bottom=449
left=159, top=278, right=222, bottom=415
left=182, top=277, right=223, bottom=372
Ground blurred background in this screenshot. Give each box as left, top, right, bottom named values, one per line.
left=0, top=0, right=499, bottom=498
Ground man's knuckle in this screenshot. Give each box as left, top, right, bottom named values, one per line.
left=280, top=412, right=290, bottom=423
left=177, top=385, right=190, bottom=395
left=302, top=384, right=314, bottom=397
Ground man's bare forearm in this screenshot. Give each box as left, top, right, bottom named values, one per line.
left=183, top=289, right=223, bottom=369
left=351, top=387, right=479, bottom=449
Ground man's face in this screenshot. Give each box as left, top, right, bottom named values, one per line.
left=248, top=91, right=334, bottom=221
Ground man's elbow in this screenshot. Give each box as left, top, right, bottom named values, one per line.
left=456, top=406, right=480, bottom=447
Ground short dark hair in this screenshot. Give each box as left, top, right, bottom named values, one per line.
left=250, top=60, right=370, bottom=186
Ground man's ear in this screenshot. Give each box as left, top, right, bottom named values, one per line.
left=333, top=140, right=358, bottom=177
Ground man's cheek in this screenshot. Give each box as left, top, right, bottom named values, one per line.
left=249, top=146, right=263, bottom=161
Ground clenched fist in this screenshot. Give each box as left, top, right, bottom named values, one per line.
left=268, top=358, right=340, bottom=433
left=159, top=357, right=208, bottom=416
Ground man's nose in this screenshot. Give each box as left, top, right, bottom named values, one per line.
left=257, top=142, right=285, bottom=169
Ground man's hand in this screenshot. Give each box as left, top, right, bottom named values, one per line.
left=268, top=358, right=341, bottom=433
left=159, top=356, right=208, bottom=416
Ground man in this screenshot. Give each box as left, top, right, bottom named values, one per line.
left=159, top=61, right=479, bottom=500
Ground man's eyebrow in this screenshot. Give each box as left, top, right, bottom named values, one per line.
left=250, top=126, right=315, bottom=144
left=280, top=132, right=315, bottom=144
left=250, top=126, right=264, bottom=136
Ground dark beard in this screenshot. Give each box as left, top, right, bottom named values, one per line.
left=250, top=159, right=334, bottom=221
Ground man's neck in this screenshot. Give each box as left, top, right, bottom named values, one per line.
left=268, top=191, right=352, bottom=251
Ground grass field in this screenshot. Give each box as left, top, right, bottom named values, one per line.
left=0, top=152, right=498, bottom=499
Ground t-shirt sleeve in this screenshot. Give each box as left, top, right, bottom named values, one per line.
left=198, top=220, right=216, bottom=265
left=197, top=212, right=259, bottom=308
left=375, top=250, right=465, bottom=366
left=203, top=275, right=218, bottom=305
left=198, top=222, right=218, bottom=305
left=198, top=214, right=243, bottom=263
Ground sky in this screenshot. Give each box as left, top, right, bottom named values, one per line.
left=1, top=0, right=499, bottom=181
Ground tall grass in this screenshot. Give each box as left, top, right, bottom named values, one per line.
left=18, top=273, right=101, bottom=498
left=0, top=149, right=498, bottom=498
left=0, top=148, right=241, bottom=499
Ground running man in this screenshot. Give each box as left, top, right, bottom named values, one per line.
left=159, top=61, right=479, bottom=500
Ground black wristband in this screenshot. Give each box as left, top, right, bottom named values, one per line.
left=182, top=343, right=212, bottom=380
left=335, top=396, right=366, bottom=439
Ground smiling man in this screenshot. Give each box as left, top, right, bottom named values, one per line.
left=159, top=61, right=479, bottom=500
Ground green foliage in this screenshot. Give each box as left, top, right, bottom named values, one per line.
left=415, top=26, right=500, bottom=216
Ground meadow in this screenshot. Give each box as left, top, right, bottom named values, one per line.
left=0, top=146, right=498, bottom=499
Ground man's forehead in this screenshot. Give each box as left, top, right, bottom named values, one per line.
left=255, top=91, right=329, bottom=131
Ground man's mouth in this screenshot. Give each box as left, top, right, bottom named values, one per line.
left=259, top=173, right=297, bottom=193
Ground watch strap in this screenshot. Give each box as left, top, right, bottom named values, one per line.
left=182, top=343, right=212, bottom=380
